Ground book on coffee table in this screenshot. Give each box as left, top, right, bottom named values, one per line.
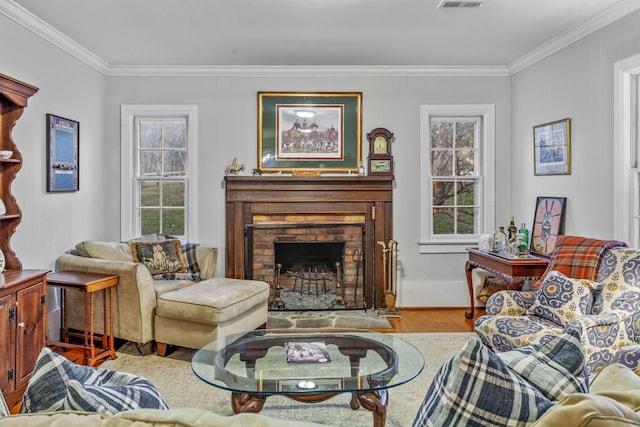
left=285, top=341, right=331, bottom=364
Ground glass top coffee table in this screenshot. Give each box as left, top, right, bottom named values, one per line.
left=192, top=329, right=424, bottom=427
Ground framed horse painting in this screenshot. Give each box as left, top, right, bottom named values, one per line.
left=257, top=92, right=362, bottom=174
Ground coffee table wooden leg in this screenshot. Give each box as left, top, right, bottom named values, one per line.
left=353, top=390, right=388, bottom=427
left=231, top=392, right=267, bottom=414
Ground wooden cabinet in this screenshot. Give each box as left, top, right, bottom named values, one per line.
left=0, top=270, right=48, bottom=408
left=0, top=74, right=43, bottom=408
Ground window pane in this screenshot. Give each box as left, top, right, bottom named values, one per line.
left=455, top=149, right=475, bottom=176
left=456, top=181, right=475, bottom=205
left=140, top=208, right=160, bottom=234
left=140, top=182, right=160, bottom=206
left=162, top=182, right=185, bottom=207
left=431, top=121, right=453, bottom=148
left=162, top=208, right=185, bottom=235
left=163, top=150, right=187, bottom=177
left=457, top=208, right=476, bottom=234
left=456, top=121, right=476, bottom=148
left=433, top=208, right=454, bottom=234
left=140, top=151, right=161, bottom=177
left=139, top=122, right=161, bottom=149
left=432, top=181, right=454, bottom=206
left=431, top=151, right=453, bottom=176
left=163, top=122, right=186, bottom=149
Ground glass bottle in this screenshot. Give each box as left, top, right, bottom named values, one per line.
left=497, top=226, right=507, bottom=253
left=507, top=216, right=517, bottom=241
left=517, top=222, right=529, bottom=254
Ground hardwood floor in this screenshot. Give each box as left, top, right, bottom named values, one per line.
left=371, top=307, right=485, bottom=333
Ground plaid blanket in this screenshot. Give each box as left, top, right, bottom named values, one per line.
left=533, top=235, right=627, bottom=288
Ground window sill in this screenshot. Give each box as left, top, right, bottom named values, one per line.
left=418, top=241, right=476, bottom=254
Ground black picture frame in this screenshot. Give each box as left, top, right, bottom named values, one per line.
left=533, top=118, right=571, bottom=176
left=530, top=196, right=567, bottom=256
left=46, top=114, right=79, bottom=192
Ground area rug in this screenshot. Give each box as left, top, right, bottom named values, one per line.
left=100, top=332, right=475, bottom=426
left=267, top=310, right=392, bottom=329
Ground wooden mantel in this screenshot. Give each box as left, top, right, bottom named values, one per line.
left=224, top=175, right=393, bottom=309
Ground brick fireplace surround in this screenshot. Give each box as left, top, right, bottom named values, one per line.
left=224, top=176, right=393, bottom=309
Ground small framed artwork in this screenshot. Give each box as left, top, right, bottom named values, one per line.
left=257, top=92, right=362, bottom=173
left=530, top=196, right=567, bottom=256
left=46, top=114, right=79, bottom=192
left=533, top=118, right=571, bottom=176
left=369, top=158, right=393, bottom=175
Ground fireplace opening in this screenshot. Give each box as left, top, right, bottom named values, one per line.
left=245, top=222, right=366, bottom=311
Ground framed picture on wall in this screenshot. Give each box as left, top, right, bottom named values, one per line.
left=257, top=92, right=362, bottom=173
left=46, top=114, right=79, bottom=192
left=533, top=118, right=571, bottom=176
left=530, top=196, right=567, bottom=256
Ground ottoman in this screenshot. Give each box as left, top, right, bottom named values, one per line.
left=154, top=278, right=270, bottom=355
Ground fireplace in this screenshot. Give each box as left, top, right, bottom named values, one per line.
left=225, top=175, right=393, bottom=309
left=245, top=223, right=365, bottom=310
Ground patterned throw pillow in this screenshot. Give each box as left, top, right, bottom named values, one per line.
left=21, top=347, right=168, bottom=415
left=130, top=239, right=187, bottom=275
left=155, top=233, right=202, bottom=282
left=529, top=271, right=599, bottom=326
left=412, top=329, right=587, bottom=427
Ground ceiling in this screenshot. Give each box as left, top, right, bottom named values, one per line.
left=4, top=0, right=640, bottom=75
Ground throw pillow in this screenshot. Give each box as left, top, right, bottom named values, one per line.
left=130, top=239, right=187, bottom=275
left=591, top=280, right=640, bottom=315
left=155, top=233, right=202, bottom=282
left=529, top=271, right=598, bottom=326
left=496, top=327, right=589, bottom=400
left=411, top=337, right=555, bottom=427
left=21, top=347, right=168, bottom=415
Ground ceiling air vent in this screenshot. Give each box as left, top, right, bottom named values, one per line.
left=437, top=1, right=483, bottom=8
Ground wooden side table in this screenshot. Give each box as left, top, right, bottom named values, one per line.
left=46, top=271, right=119, bottom=366
left=465, top=248, right=549, bottom=319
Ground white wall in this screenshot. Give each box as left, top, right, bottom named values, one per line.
left=4, top=8, right=640, bottom=308
left=104, top=75, right=511, bottom=307
left=511, top=10, right=640, bottom=239
left=0, top=14, right=108, bottom=272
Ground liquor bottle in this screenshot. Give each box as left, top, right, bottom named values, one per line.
left=507, top=216, right=517, bottom=241
left=497, top=226, right=507, bottom=253
left=517, top=223, right=529, bottom=254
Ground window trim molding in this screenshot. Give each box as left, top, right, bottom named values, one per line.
left=419, top=104, right=495, bottom=254
left=614, top=53, right=640, bottom=246
left=120, top=105, right=199, bottom=241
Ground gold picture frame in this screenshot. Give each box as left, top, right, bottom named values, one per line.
left=258, top=92, right=362, bottom=173
left=533, top=118, right=571, bottom=176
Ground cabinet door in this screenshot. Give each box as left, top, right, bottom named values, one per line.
left=14, top=282, right=45, bottom=391
left=0, top=293, right=15, bottom=397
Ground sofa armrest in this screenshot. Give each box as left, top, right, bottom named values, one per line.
left=195, top=246, right=218, bottom=280
left=485, top=290, right=537, bottom=316
left=55, top=253, right=156, bottom=345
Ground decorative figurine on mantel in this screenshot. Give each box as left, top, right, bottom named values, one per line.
left=224, top=158, right=245, bottom=175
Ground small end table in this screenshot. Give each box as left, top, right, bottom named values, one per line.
left=46, top=271, right=119, bottom=366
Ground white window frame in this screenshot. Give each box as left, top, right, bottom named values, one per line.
left=121, top=105, right=198, bottom=241
left=614, top=54, right=640, bottom=247
left=419, top=104, right=495, bottom=254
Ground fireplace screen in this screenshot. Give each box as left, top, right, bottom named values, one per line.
left=245, top=223, right=365, bottom=311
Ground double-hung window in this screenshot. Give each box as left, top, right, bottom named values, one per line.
left=121, top=105, right=198, bottom=240
left=420, top=105, right=495, bottom=253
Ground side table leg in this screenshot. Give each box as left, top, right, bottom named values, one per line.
left=465, top=260, right=476, bottom=319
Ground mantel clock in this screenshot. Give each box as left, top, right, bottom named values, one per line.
left=367, top=127, right=394, bottom=176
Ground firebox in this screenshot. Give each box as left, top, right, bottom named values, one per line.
left=245, top=223, right=365, bottom=311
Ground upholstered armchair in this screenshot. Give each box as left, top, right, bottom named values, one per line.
left=475, top=240, right=640, bottom=375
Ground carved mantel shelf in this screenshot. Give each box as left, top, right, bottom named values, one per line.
left=224, top=175, right=393, bottom=309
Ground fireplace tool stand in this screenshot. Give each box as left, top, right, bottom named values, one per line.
left=377, top=240, right=401, bottom=317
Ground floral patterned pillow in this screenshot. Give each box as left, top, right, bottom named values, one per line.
left=529, top=271, right=600, bottom=326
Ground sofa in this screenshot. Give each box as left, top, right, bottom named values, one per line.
left=475, top=236, right=640, bottom=375
left=55, top=235, right=270, bottom=355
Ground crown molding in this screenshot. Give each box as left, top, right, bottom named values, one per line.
left=508, top=0, right=640, bottom=74
left=2, top=0, right=639, bottom=78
